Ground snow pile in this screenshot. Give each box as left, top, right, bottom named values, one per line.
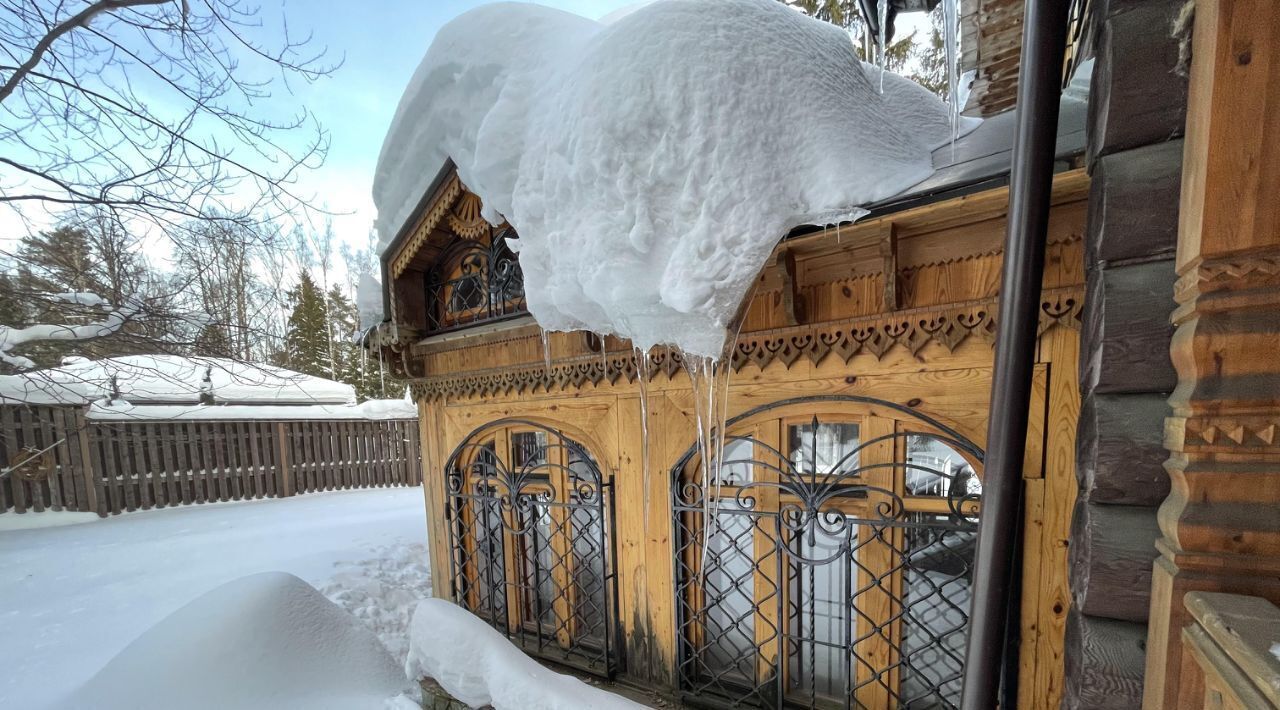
left=57, top=572, right=413, bottom=710
left=375, top=0, right=969, bottom=358
left=405, top=598, right=646, bottom=709
left=321, top=542, right=432, bottom=663
left=0, top=487, right=427, bottom=709
left=86, top=397, right=418, bottom=421
left=0, top=354, right=356, bottom=406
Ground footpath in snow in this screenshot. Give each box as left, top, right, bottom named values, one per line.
left=0, top=488, right=430, bottom=709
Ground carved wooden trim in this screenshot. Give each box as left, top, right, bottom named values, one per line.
left=390, top=174, right=463, bottom=280
left=446, top=192, right=490, bottom=240
left=1173, top=251, right=1280, bottom=304
left=408, top=287, right=1083, bottom=401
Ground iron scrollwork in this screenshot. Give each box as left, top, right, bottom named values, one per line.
left=444, top=419, right=621, bottom=679
left=425, top=227, right=527, bottom=335
left=671, top=396, right=984, bottom=709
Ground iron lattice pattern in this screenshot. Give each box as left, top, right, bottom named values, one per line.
left=444, top=421, right=620, bottom=678
left=425, top=227, right=527, bottom=334
left=673, top=417, right=982, bottom=709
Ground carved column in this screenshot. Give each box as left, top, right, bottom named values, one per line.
left=1143, top=2, right=1280, bottom=707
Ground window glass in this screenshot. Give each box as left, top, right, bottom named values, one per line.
left=788, top=422, right=860, bottom=475
left=511, top=430, right=549, bottom=469
left=904, top=434, right=981, bottom=498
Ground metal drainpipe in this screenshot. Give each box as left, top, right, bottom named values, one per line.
left=959, top=1, right=1072, bottom=708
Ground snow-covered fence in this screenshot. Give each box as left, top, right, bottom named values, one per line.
left=0, top=404, right=421, bottom=516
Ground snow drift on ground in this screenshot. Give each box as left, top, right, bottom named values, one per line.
left=0, top=488, right=429, bottom=709
left=374, top=0, right=969, bottom=358
left=0, top=354, right=355, bottom=406
left=406, top=598, right=647, bottom=709
left=57, top=572, right=413, bottom=710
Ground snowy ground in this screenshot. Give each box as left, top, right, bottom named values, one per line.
left=0, top=488, right=431, bottom=709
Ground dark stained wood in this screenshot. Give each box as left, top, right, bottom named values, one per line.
left=1069, top=500, right=1161, bottom=623
left=1080, top=258, right=1177, bottom=396
left=1062, top=609, right=1148, bottom=710
left=1076, top=392, right=1171, bottom=506
left=1087, top=0, right=1189, bottom=165
left=1087, top=140, right=1184, bottom=266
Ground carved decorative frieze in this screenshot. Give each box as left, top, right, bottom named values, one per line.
left=408, top=288, right=1083, bottom=401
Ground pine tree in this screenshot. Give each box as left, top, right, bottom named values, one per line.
left=280, top=271, right=330, bottom=379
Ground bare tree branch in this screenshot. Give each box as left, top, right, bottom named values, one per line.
left=0, top=0, right=173, bottom=105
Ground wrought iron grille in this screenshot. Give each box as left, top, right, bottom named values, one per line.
left=425, top=228, right=527, bottom=334
left=444, top=420, right=621, bottom=678
left=671, top=397, right=983, bottom=710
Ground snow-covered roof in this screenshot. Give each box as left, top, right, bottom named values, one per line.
left=0, top=355, right=356, bottom=406
left=373, top=0, right=973, bottom=359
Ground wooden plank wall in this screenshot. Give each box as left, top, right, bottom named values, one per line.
left=0, top=407, right=422, bottom=516
left=414, top=173, right=1090, bottom=700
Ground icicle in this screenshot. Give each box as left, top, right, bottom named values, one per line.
left=877, top=0, right=889, bottom=93
left=944, top=0, right=961, bottom=148
left=636, top=347, right=652, bottom=529
left=541, top=329, right=552, bottom=372
left=599, top=336, right=609, bottom=372
left=684, top=352, right=733, bottom=591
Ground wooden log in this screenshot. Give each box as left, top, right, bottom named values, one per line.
left=1080, top=259, right=1177, bottom=396
left=1087, top=140, right=1184, bottom=266
left=1087, top=0, right=1189, bottom=164
left=1069, top=500, right=1161, bottom=623
left=1077, top=392, right=1172, bottom=506
left=1062, top=609, right=1148, bottom=710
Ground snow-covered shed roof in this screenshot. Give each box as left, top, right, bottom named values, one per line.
left=0, top=355, right=357, bottom=407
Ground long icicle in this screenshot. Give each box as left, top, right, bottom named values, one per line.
left=944, top=0, right=961, bottom=148
left=877, top=0, right=889, bottom=93
left=637, top=346, right=652, bottom=530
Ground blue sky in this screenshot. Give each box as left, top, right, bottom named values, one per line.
left=284, top=0, right=641, bottom=253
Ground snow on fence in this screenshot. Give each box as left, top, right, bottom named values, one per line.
left=0, top=404, right=421, bottom=516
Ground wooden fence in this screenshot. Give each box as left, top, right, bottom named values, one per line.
left=0, top=404, right=421, bottom=516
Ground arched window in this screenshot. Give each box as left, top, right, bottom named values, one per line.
left=444, top=420, right=620, bottom=678
left=672, top=396, right=983, bottom=709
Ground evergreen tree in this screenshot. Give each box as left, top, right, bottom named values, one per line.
left=280, top=271, right=329, bottom=379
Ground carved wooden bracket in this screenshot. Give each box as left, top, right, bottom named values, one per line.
left=879, top=222, right=900, bottom=311
left=776, top=247, right=806, bottom=326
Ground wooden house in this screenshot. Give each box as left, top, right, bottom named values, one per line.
left=369, top=1, right=1280, bottom=708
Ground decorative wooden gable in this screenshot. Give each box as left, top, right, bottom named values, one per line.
left=383, top=164, right=527, bottom=346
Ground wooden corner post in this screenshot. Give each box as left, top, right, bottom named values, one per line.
left=1143, top=2, right=1280, bottom=707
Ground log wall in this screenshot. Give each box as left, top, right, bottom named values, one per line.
left=1065, top=0, right=1190, bottom=705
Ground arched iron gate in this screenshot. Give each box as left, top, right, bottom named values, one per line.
left=444, top=419, right=621, bottom=678
left=671, top=396, right=984, bottom=709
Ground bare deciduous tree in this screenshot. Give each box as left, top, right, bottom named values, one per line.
left=0, top=0, right=338, bottom=369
